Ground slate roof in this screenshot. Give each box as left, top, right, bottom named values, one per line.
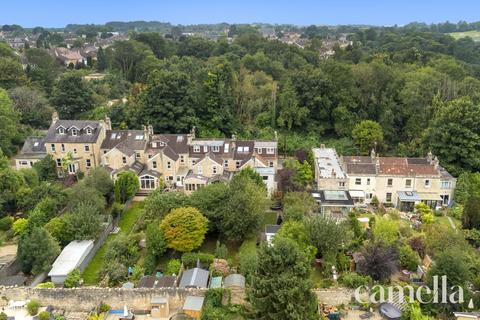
left=101, top=130, right=147, bottom=151
left=17, top=137, right=46, bottom=159
left=179, top=267, right=209, bottom=288
left=45, top=120, right=102, bottom=144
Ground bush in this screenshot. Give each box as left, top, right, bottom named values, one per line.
left=111, top=202, right=124, bottom=218
left=181, top=252, right=214, bottom=269
left=340, top=272, right=372, bottom=288
left=27, top=299, right=41, bottom=315
left=399, top=245, right=420, bottom=271
left=64, top=268, right=82, bottom=288
left=238, top=239, right=257, bottom=281
left=39, top=311, right=50, bottom=320
left=99, top=303, right=110, bottom=313
left=165, top=259, right=181, bottom=275
left=0, top=312, right=7, bottom=320
left=0, top=216, right=13, bottom=231
left=214, top=241, right=228, bottom=259
left=37, top=282, right=55, bottom=288
left=448, top=204, right=463, bottom=220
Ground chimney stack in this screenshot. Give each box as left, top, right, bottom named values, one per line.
left=320, top=144, right=325, bottom=149
left=143, top=125, right=148, bottom=139
left=104, top=115, right=112, bottom=130
left=51, top=111, right=59, bottom=125
left=147, top=125, right=154, bottom=136
left=370, top=148, right=376, bottom=160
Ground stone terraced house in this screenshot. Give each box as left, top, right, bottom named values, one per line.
left=16, top=112, right=278, bottom=195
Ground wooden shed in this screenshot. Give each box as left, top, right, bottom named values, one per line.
left=183, top=296, right=205, bottom=319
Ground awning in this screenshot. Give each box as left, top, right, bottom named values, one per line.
left=397, top=191, right=421, bottom=202
left=417, top=192, right=442, bottom=201
left=349, top=190, right=365, bottom=198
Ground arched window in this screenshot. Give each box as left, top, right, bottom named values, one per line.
left=140, top=175, right=156, bottom=190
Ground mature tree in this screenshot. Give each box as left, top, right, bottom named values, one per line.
left=17, top=227, right=60, bottom=274
left=277, top=80, right=308, bottom=131
left=24, top=48, right=59, bottom=93
left=358, top=242, right=398, bottom=282
left=132, top=32, right=172, bottom=59
left=67, top=183, right=106, bottom=213
left=424, top=98, right=480, bottom=175
left=274, top=221, right=316, bottom=260
left=305, top=216, right=350, bottom=257
left=103, top=233, right=140, bottom=267
left=462, top=195, right=480, bottom=230
left=96, top=47, right=108, bottom=71
left=352, top=120, right=384, bottom=155
left=32, top=155, right=57, bottom=181
left=427, top=249, right=471, bottom=288
left=160, top=207, right=208, bottom=252
left=135, top=69, right=196, bottom=133
left=235, top=167, right=265, bottom=189
left=283, top=159, right=313, bottom=187
left=9, top=86, right=54, bottom=128
left=454, top=172, right=480, bottom=205
left=114, top=171, right=139, bottom=203
left=189, top=182, right=229, bottom=233
left=110, top=40, right=157, bottom=83
left=144, top=223, right=167, bottom=273
left=66, top=202, right=102, bottom=240
left=0, top=57, right=26, bottom=89
left=399, top=244, right=420, bottom=271
left=220, top=174, right=267, bottom=242
left=17, top=182, right=67, bottom=213
left=143, top=191, right=190, bottom=221
left=44, top=216, right=71, bottom=247
left=0, top=89, right=22, bottom=157
left=248, top=238, right=319, bottom=320
left=0, top=167, right=24, bottom=212
left=282, top=192, right=317, bottom=221
left=373, top=217, right=399, bottom=245
left=82, top=167, right=114, bottom=200
left=50, top=73, right=94, bottom=119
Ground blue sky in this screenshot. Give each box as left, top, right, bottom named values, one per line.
left=2, top=0, right=480, bottom=28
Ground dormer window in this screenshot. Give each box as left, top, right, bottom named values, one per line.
left=58, top=127, right=65, bottom=134
left=213, top=146, right=220, bottom=152
left=266, top=148, right=275, bottom=155
left=152, top=142, right=157, bottom=148
left=193, top=145, right=200, bottom=153
left=85, top=127, right=93, bottom=135
left=71, top=128, right=78, bottom=136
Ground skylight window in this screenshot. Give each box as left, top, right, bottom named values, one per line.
left=135, top=135, right=144, bottom=140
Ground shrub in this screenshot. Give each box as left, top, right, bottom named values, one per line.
left=64, top=269, right=82, bottom=288
left=0, top=216, right=13, bottom=231
left=181, top=252, right=214, bottom=269
left=448, top=204, right=463, bottom=220
left=399, top=245, right=420, bottom=271
left=111, top=202, right=124, bottom=218
left=165, top=259, right=181, bottom=275
left=340, top=272, right=372, bottom=288
left=37, top=282, right=55, bottom=288
left=0, top=312, right=7, bottom=320
left=39, top=311, right=50, bottom=320
left=27, top=299, right=41, bottom=315
left=214, top=241, right=228, bottom=259
left=99, top=303, right=110, bottom=313
left=210, top=259, right=230, bottom=277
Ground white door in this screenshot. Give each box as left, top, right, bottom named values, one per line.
left=68, top=163, right=77, bottom=174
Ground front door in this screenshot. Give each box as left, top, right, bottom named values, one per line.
left=68, top=163, right=77, bottom=174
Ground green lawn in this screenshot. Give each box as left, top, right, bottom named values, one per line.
left=82, top=202, right=144, bottom=285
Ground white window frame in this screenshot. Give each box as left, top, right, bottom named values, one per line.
left=180, top=155, right=185, bottom=163
left=212, top=146, right=220, bottom=152
left=51, top=144, right=56, bottom=152
left=224, top=160, right=228, bottom=168
left=213, top=166, right=217, bottom=174
left=236, top=161, right=241, bottom=169
left=203, top=145, right=208, bottom=152
left=355, top=178, right=361, bottom=185
left=266, top=147, right=275, bottom=155
left=167, top=161, right=171, bottom=169
left=122, top=156, right=127, bottom=164
left=387, top=178, right=393, bottom=187
left=85, top=128, right=92, bottom=135
left=386, top=192, right=392, bottom=202
left=152, top=161, right=157, bottom=169
left=257, top=148, right=262, bottom=154
left=152, top=142, right=157, bottom=148
left=198, top=166, right=203, bottom=175
left=58, top=127, right=65, bottom=134
left=136, top=152, right=141, bottom=159
left=425, top=179, right=430, bottom=188
left=224, top=143, right=229, bottom=153
left=194, top=145, right=200, bottom=153
left=405, top=179, right=412, bottom=188
left=61, top=144, right=65, bottom=152
left=71, top=128, right=78, bottom=136
left=56, top=159, right=61, bottom=167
